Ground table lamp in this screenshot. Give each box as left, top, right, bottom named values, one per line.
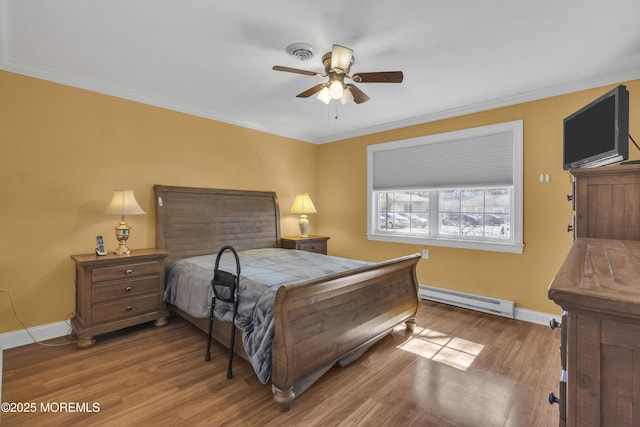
left=290, top=193, right=317, bottom=237
left=104, top=189, right=145, bottom=255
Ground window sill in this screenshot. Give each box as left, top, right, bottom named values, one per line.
left=367, top=233, right=524, bottom=254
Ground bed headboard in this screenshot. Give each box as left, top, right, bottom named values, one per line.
left=154, top=185, right=281, bottom=265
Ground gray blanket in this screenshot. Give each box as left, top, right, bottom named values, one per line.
left=164, top=248, right=372, bottom=383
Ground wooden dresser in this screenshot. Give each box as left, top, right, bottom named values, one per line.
left=71, top=248, right=169, bottom=348
left=548, top=164, right=640, bottom=426
left=549, top=239, right=640, bottom=426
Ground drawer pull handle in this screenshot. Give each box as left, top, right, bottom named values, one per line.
left=547, top=392, right=560, bottom=405
left=126, top=306, right=133, bottom=311
left=126, top=286, right=133, bottom=292
left=126, top=269, right=133, bottom=274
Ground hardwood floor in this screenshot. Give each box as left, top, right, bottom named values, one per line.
left=2, top=301, right=561, bottom=427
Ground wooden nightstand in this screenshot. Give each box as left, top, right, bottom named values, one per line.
left=70, top=248, right=169, bottom=348
left=281, top=235, right=330, bottom=255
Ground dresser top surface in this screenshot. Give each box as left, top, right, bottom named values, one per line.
left=549, top=238, right=640, bottom=316
left=570, top=162, right=640, bottom=177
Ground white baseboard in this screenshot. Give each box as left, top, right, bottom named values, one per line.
left=0, top=321, right=71, bottom=350
left=514, top=307, right=561, bottom=326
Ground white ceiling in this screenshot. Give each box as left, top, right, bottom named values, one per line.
left=2, top=0, right=640, bottom=144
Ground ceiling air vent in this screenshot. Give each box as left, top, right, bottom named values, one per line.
left=286, top=43, right=316, bottom=61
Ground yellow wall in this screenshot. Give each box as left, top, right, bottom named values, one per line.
left=2, top=68, right=639, bottom=334
left=317, top=79, right=640, bottom=314
left=0, top=70, right=316, bottom=333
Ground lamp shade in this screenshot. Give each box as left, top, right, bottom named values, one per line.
left=341, top=87, right=354, bottom=105
left=290, top=193, right=317, bottom=214
left=329, top=79, right=344, bottom=100
left=104, top=189, right=145, bottom=216
left=330, top=44, right=354, bottom=72
left=317, top=87, right=331, bottom=104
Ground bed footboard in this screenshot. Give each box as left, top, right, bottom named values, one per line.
left=270, top=253, right=421, bottom=412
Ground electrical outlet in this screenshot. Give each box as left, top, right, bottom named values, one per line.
left=422, top=249, right=429, bottom=259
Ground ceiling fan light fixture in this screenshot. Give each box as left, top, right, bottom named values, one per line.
left=317, top=87, right=331, bottom=104
left=340, top=87, right=354, bottom=105
left=329, top=79, right=344, bottom=99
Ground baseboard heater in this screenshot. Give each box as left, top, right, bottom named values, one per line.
left=420, top=285, right=515, bottom=318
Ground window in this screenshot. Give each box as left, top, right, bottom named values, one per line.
left=367, top=121, right=523, bottom=253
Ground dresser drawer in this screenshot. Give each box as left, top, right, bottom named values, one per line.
left=91, top=261, right=160, bottom=283
left=92, top=276, right=160, bottom=304
left=92, top=294, right=160, bottom=324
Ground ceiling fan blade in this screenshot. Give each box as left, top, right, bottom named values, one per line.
left=296, top=83, right=326, bottom=98
left=272, top=65, right=323, bottom=77
left=331, top=45, right=354, bottom=73
left=346, top=84, right=370, bottom=104
left=351, top=71, right=404, bottom=83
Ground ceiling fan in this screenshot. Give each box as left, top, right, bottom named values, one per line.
left=272, top=44, right=403, bottom=105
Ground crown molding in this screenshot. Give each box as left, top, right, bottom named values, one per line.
left=316, top=68, right=640, bottom=144
left=0, top=58, right=317, bottom=143
left=2, top=57, right=639, bottom=145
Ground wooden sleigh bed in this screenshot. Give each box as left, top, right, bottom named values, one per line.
left=154, top=185, right=420, bottom=412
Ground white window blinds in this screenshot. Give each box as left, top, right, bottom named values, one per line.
left=371, top=121, right=521, bottom=191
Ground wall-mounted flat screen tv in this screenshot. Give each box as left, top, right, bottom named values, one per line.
left=563, top=85, right=629, bottom=170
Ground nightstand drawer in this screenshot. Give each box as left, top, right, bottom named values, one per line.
left=92, top=276, right=160, bottom=304
left=92, top=261, right=160, bottom=283
left=92, top=294, right=160, bottom=324
left=281, top=235, right=330, bottom=255
left=297, top=241, right=327, bottom=254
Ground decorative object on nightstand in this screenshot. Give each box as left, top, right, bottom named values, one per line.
left=71, top=248, right=169, bottom=348
left=290, top=193, right=317, bottom=237
left=281, top=235, right=329, bottom=255
left=104, top=189, right=145, bottom=255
